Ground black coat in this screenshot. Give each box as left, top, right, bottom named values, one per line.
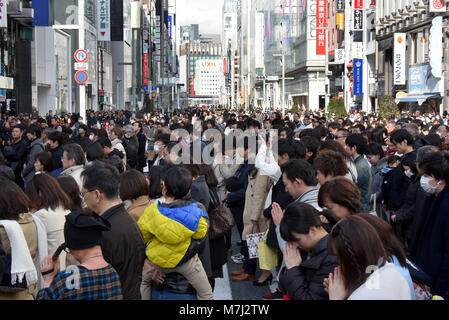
left=279, top=235, right=338, bottom=300
left=394, top=178, right=426, bottom=243
left=382, top=166, right=411, bottom=211
left=3, top=138, right=28, bottom=172
left=51, top=145, right=64, bottom=170
left=264, top=178, right=295, bottom=248
left=136, top=132, right=147, bottom=169
left=190, top=176, right=211, bottom=211
left=409, top=187, right=449, bottom=299
left=100, top=203, right=146, bottom=300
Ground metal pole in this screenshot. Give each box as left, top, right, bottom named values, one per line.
left=79, top=0, right=86, bottom=119
left=325, top=24, right=329, bottom=113
left=282, top=54, right=285, bottom=115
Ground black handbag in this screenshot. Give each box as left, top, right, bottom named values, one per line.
left=207, top=189, right=235, bottom=240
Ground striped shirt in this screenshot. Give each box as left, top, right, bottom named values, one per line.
left=37, top=265, right=123, bottom=300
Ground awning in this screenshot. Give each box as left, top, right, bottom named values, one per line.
left=395, top=94, right=442, bottom=106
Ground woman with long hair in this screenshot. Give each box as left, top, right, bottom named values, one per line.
left=25, top=173, right=72, bottom=269
left=327, top=215, right=412, bottom=300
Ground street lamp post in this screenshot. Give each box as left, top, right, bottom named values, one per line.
left=273, top=53, right=285, bottom=115
left=116, top=76, right=122, bottom=110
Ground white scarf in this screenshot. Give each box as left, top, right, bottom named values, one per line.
left=0, top=215, right=48, bottom=289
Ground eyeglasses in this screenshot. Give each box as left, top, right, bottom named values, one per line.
left=80, top=189, right=96, bottom=199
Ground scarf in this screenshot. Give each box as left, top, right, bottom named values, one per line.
left=0, top=215, right=48, bottom=289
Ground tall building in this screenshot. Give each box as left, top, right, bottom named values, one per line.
left=180, top=24, right=199, bottom=43
left=194, top=59, right=225, bottom=100
left=179, top=35, right=222, bottom=98
left=222, top=0, right=239, bottom=107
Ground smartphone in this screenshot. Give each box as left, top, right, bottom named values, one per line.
left=52, top=243, right=66, bottom=262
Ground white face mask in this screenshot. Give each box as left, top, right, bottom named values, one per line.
left=420, top=176, right=440, bottom=194
left=154, top=144, right=160, bottom=153
left=404, top=169, right=413, bottom=179
left=89, top=135, right=94, bottom=141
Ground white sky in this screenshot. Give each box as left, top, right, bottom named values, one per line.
left=175, top=0, right=224, bottom=36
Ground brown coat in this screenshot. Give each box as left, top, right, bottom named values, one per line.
left=242, top=170, right=274, bottom=240
left=128, top=196, right=150, bottom=222
left=0, top=213, right=38, bottom=300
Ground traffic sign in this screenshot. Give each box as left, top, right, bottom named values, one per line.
left=75, top=71, right=89, bottom=84
left=74, top=49, right=88, bottom=63
left=75, top=63, right=88, bottom=71
left=266, top=76, right=279, bottom=81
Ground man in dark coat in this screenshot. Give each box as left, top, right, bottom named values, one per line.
left=133, top=121, right=148, bottom=172
left=409, top=151, right=449, bottom=300
left=3, top=125, right=28, bottom=188
left=81, top=161, right=146, bottom=300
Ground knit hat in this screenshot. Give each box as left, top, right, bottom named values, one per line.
left=63, top=209, right=111, bottom=250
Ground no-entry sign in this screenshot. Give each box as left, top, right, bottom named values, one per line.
left=75, top=70, right=89, bottom=84
left=74, top=49, right=88, bottom=63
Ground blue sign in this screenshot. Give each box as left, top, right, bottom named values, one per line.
left=168, top=15, right=173, bottom=39
left=353, top=59, right=363, bottom=96
left=409, top=65, right=428, bottom=95
left=75, top=71, right=89, bottom=84
left=144, top=85, right=149, bottom=93
left=32, top=0, right=50, bottom=26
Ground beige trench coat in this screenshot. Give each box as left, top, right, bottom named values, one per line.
left=242, top=170, right=274, bottom=241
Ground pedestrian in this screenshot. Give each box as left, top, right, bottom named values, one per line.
left=327, top=215, right=411, bottom=300
left=313, top=150, right=349, bottom=186
left=36, top=209, right=123, bottom=300
left=47, top=131, right=64, bottom=171
left=33, top=152, right=55, bottom=175
left=119, top=169, right=150, bottom=222
left=409, top=151, right=449, bottom=300
left=25, top=173, right=72, bottom=269
left=278, top=202, right=338, bottom=300
left=60, top=143, right=86, bottom=191
left=0, top=178, right=47, bottom=300
left=3, top=125, right=28, bottom=188
left=81, top=161, right=145, bottom=300
left=22, top=124, right=45, bottom=184
left=345, top=133, right=372, bottom=212
left=138, top=165, right=213, bottom=300
left=0, top=151, right=15, bottom=181
left=317, top=177, right=361, bottom=224
left=56, top=175, right=83, bottom=212
left=109, top=126, right=127, bottom=170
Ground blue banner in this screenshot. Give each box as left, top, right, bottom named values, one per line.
left=353, top=59, right=363, bottom=96
left=32, top=0, right=50, bottom=26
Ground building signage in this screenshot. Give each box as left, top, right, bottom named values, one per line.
left=353, top=59, right=363, bottom=95
left=353, top=10, right=363, bottom=30
left=0, top=0, right=7, bottom=28
left=97, top=0, right=111, bottom=41
left=354, top=0, right=364, bottom=9
left=430, top=0, right=446, bottom=12
left=429, top=16, right=443, bottom=78
left=335, top=49, right=345, bottom=63
left=316, top=29, right=326, bottom=55
left=337, top=0, right=345, bottom=11
left=394, top=33, right=406, bottom=85
left=336, top=13, right=345, bottom=30
left=316, top=0, right=326, bottom=55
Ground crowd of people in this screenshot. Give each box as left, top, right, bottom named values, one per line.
left=0, top=106, right=448, bottom=300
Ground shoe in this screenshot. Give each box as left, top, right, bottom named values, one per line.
left=232, top=273, right=255, bottom=281
left=263, top=289, right=285, bottom=300
left=231, top=269, right=244, bottom=276
left=253, top=274, right=273, bottom=286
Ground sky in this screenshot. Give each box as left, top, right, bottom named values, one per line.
left=175, top=0, right=224, bottom=36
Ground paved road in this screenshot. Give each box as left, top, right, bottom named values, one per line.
left=214, top=227, right=278, bottom=300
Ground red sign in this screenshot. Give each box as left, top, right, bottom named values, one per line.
left=316, top=0, right=327, bottom=55
left=316, top=0, right=327, bottom=28
left=316, top=29, right=326, bottom=55
left=143, top=53, right=149, bottom=86
left=354, top=0, right=364, bottom=9
left=74, top=49, right=88, bottom=63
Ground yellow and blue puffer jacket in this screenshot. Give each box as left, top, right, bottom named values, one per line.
left=137, top=200, right=209, bottom=268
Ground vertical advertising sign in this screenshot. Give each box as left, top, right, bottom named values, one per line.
left=97, top=0, right=111, bottom=41
left=354, top=0, right=364, bottom=9
left=337, top=0, right=345, bottom=11
left=353, top=59, right=363, bottom=95
left=353, top=10, right=363, bottom=30
left=0, top=0, right=7, bottom=28
left=394, top=33, right=406, bottom=85
left=430, top=0, right=446, bottom=12
left=336, top=13, right=345, bottom=30
left=316, top=0, right=327, bottom=55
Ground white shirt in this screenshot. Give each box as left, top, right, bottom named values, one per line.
left=348, top=262, right=412, bottom=300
